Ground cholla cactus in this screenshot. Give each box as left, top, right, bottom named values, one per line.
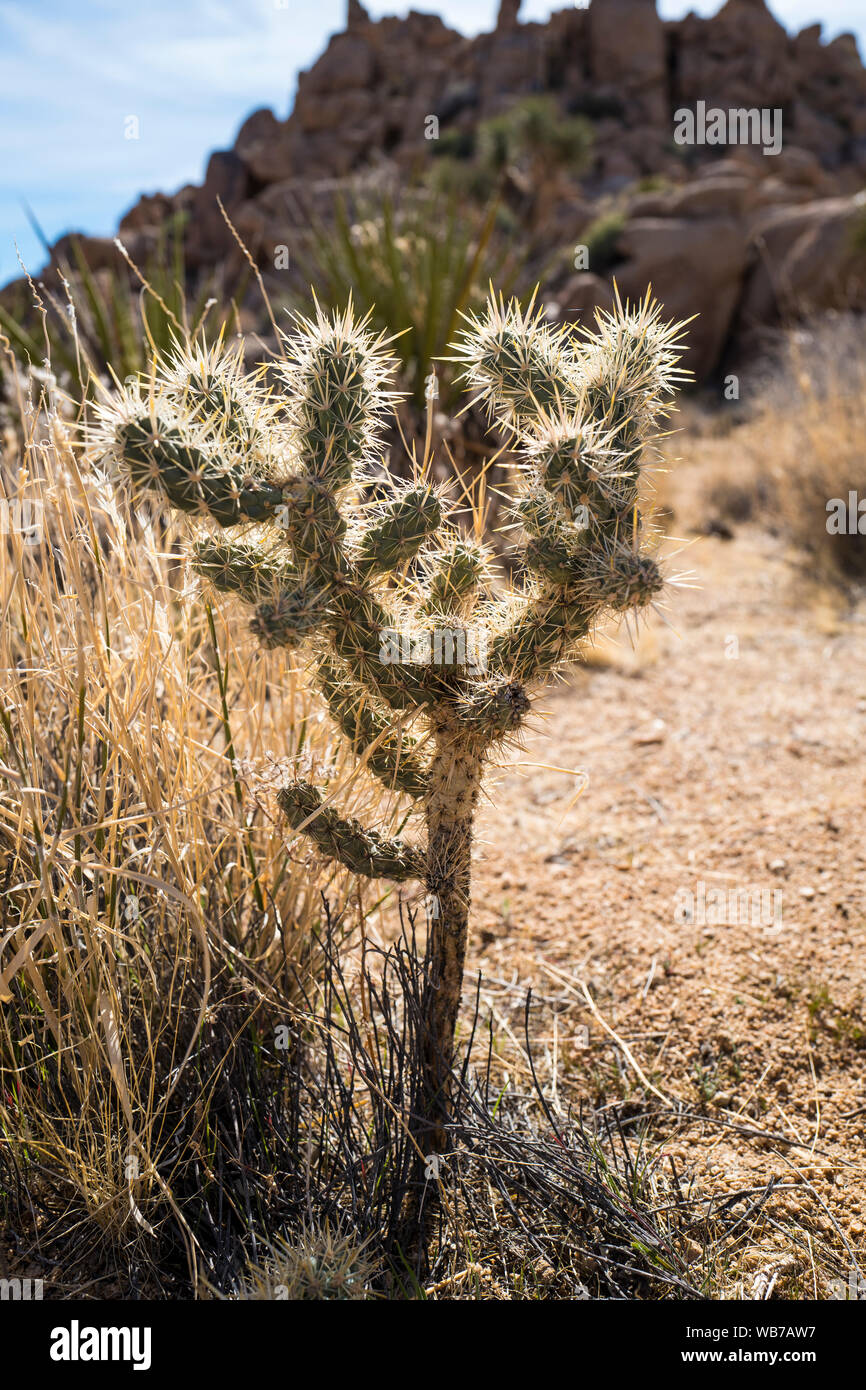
left=97, top=292, right=687, bottom=1141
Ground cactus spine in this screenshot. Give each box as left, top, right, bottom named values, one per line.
left=99, top=293, right=686, bottom=1143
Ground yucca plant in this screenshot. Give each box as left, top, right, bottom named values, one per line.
left=95, top=288, right=687, bottom=1147
left=293, top=187, right=523, bottom=410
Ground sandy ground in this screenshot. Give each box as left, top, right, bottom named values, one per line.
left=462, top=524, right=866, bottom=1292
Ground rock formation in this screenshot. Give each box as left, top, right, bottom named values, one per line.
left=5, top=0, right=866, bottom=382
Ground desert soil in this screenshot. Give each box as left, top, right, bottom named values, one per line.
left=462, top=521, right=866, bottom=1294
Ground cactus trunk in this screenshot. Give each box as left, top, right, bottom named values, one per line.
left=419, top=727, right=484, bottom=1147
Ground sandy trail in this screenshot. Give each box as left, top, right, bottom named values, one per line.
left=463, top=527, right=866, bottom=1286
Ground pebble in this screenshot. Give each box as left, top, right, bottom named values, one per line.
left=632, top=718, right=666, bottom=746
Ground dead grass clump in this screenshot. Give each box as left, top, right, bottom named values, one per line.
left=682, top=316, right=866, bottom=581
left=0, top=347, right=399, bottom=1294
left=657, top=316, right=866, bottom=584
left=755, top=316, right=866, bottom=584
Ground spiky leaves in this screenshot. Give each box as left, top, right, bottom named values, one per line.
left=523, top=416, right=636, bottom=525
left=251, top=584, right=330, bottom=649
left=453, top=287, right=688, bottom=447
left=580, top=293, right=690, bottom=449
left=99, top=288, right=689, bottom=1156
left=192, top=535, right=298, bottom=603
left=160, top=337, right=283, bottom=452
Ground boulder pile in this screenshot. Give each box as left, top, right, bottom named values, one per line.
left=6, top=0, right=866, bottom=382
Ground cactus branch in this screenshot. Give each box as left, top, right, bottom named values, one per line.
left=278, top=780, right=425, bottom=882
left=314, top=656, right=429, bottom=798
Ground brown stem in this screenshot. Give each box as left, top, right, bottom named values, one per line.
left=418, top=720, right=484, bottom=1151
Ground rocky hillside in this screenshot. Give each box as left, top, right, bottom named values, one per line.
left=6, top=0, right=866, bottom=382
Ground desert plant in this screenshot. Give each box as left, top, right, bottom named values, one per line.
left=432, top=96, right=593, bottom=233
left=476, top=95, right=593, bottom=182
left=95, top=288, right=687, bottom=1147
left=230, top=1225, right=377, bottom=1301
left=293, top=187, right=523, bottom=410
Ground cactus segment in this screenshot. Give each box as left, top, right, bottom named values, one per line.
left=315, top=657, right=429, bottom=798
left=278, top=780, right=424, bottom=881
left=356, top=485, right=443, bottom=573
left=119, top=418, right=284, bottom=525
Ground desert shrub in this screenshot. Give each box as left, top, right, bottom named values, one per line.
left=740, top=317, right=866, bottom=583
left=476, top=95, right=593, bottom=176
left=581, top=210, right=627, bottom=276
left=428, top=96, right=593, bottom=231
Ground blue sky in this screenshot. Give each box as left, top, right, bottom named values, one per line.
left=0, top=0, right=862, bottom=286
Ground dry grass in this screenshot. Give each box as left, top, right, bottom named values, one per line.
left=756, top=317, right=866, bottom=584
left=0, top=342, right=406, bottom=1294
left=662, top=315, right=866, bottom=586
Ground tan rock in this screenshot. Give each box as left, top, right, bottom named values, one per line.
left=588, top=0, right=666, bottom=124
left=739, top=192, right=866, bottom=326
left=294, top=88, right=375, bottom=136
left=554, top=272, right=615, bottom=326
left=614, top=215, right=750, bottom=378
left=666, top=176, right=756, bottom=220
left=673, top=0, right=795, bottom=112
